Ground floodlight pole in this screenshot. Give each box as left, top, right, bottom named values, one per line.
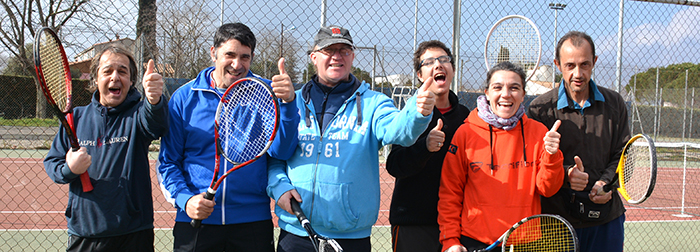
left=549, top=3, right=566, bottom=86
left=280, top=23, right=296, bottom=59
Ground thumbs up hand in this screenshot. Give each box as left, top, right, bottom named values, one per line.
left=568, top=156, right=589, bottom=191
left=543, top=120, right=562, bottom=155
left=142, top=59, right=163, bottom=105
left=271, top=58, right=295, bottom=103
left=426, top=119, right=445, bottom=152
left=415, top=77, right=436, bottom=116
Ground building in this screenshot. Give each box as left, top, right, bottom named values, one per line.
left=69, top=38, right=174, bottom=79
left=373, top=74, right=412, bottom=87
left=526, top=64, right=556, bottom=95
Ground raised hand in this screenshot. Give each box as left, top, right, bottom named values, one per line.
left=543, top=120, right=561, bottom=155
left=426, top=119, right=445, bottom=152
left=271, top=58, right=295, bottom=103
left=568, top=156, right=589, bottom=191
left=142, top=59, right=164, bottom=105
left=416, top=77, right=436, bottom=116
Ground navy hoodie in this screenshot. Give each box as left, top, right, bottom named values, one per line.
left=44, top=88, right=168, bottom=237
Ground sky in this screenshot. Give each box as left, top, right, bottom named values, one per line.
left=3, top=0, right=699, bottom=92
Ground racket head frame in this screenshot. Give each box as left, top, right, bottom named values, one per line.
left=34, top=27, right=74, bottom=115
left=616, top=133, right=657, bottom=204
left=211, top=77, right=280, bottom=190
left=484, top=15, right=542, bottom=83
left=500, top=214, right=579, bottom=252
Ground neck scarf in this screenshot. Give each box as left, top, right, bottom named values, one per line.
left=477, top=95, right=525, bottom=131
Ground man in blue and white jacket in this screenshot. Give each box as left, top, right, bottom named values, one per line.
left=157, top=23, right=299, bottom=251
left=267, top=25, right=436, bottom=252
left=44, top=45, right=167, bottom=251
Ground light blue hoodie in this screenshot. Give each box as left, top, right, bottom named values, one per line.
left=267, top=74, right=431, bottom=239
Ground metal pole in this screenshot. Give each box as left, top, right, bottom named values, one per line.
left=373, top=45, right=377, bottom=90
left=654, top=68, right=659, bottom=140
left=683, top=69, right=688, bottom=140
left=691, top=88, right=695, bottom=139
left=632, top=71, right=637, bottom=134
left=615, top=0, right=625, bottom=92
left=280, top=23, right=284, bottom=59
left=320, top=0, right=327, bottom=27
left=412, top=0, right=418, bottom=88
left=554, top=9, right=558, bottom=86
left=549, top=3, right=566, bottom=86
left=452, top=0, right=461, bottom=92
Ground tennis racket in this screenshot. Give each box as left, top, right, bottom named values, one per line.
left=190, top=77, right=279, bottom=228
left=34, top=27, right=93, bottom=192
left=599, top=134, right=657, bottom=204
left=484, top=15, right=542, bottom=82
left=290, top=198, right=343, bottom=252
left=476, top=214, right=578, bottom=252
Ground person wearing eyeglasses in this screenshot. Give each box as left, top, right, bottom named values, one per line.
left=267, top=25, right=437, bottom=252
left=384, top=40, right=470, bottom=252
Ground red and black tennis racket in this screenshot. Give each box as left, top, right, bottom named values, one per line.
left=190, top=77, right=279, bottom=228
left=34, top=27, right=93, bottom=192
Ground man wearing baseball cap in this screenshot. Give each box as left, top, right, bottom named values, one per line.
left=267, top=25, right=437, bottom=251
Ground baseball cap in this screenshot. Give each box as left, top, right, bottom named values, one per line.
left=313, top=25, right=355, bottom=51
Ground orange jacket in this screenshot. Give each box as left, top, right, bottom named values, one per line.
left=438, top=110, right=564, bottom=251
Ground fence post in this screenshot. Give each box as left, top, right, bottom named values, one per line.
left=654, top=67, right=660, bottom=140
left=683, top=69, right=688, bottom=141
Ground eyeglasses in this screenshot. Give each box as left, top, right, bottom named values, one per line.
left=314, top=47, right=354, bottom=56
left=420, top=55, right=451, bottom=67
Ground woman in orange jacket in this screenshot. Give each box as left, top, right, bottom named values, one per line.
left=438, top=61, right=565, bottom=252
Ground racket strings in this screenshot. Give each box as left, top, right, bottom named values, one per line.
left=38, top=31, right=70, bottom=111
left=621, top=139, right=653, bottom=201
left=486, top=19, right=539, bottom=73
left=216, top=80, right=277, bottom=164
left=505, top=217, right=576, bottom=251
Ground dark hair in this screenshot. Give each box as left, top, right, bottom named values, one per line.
left=213, top=23, right=256, bottom=54
left=483, top=61, right=527, bottom=90
left=89, top=45, right=138, bottom=89
left=555, top=31, right=595, bottom=63
left=413, top=40, right=454, bottom=74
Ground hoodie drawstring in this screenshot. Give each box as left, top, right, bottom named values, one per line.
left=489, top=118, right=526, bottom=173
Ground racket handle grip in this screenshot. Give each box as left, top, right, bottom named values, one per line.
left=190, top=190, right=216, bottom=228
left=602, top=183, right=614, bottom=193
left=290, top=198, right=306, bottom=220
left=80, top=173, right=93, bottom=192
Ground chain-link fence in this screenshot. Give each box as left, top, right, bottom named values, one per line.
left=1, top=0, right=699, bottom=251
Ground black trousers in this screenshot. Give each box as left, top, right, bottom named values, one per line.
left=391, top=224, right=441, bottom=252
left=173, top=219, right=274, bottom=252
left=276, top=228, right=371, bottom=252
left=66, top=228, right=154, bottom=252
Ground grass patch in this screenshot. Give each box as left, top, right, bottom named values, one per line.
left=0, top=117, right=59, bottom=127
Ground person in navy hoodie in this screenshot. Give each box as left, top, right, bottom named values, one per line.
left=157, top=23, right=299, bottom=252
left=44, top=45, right=168, bottom=251
left=267, top=25, right=436, bottom=252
